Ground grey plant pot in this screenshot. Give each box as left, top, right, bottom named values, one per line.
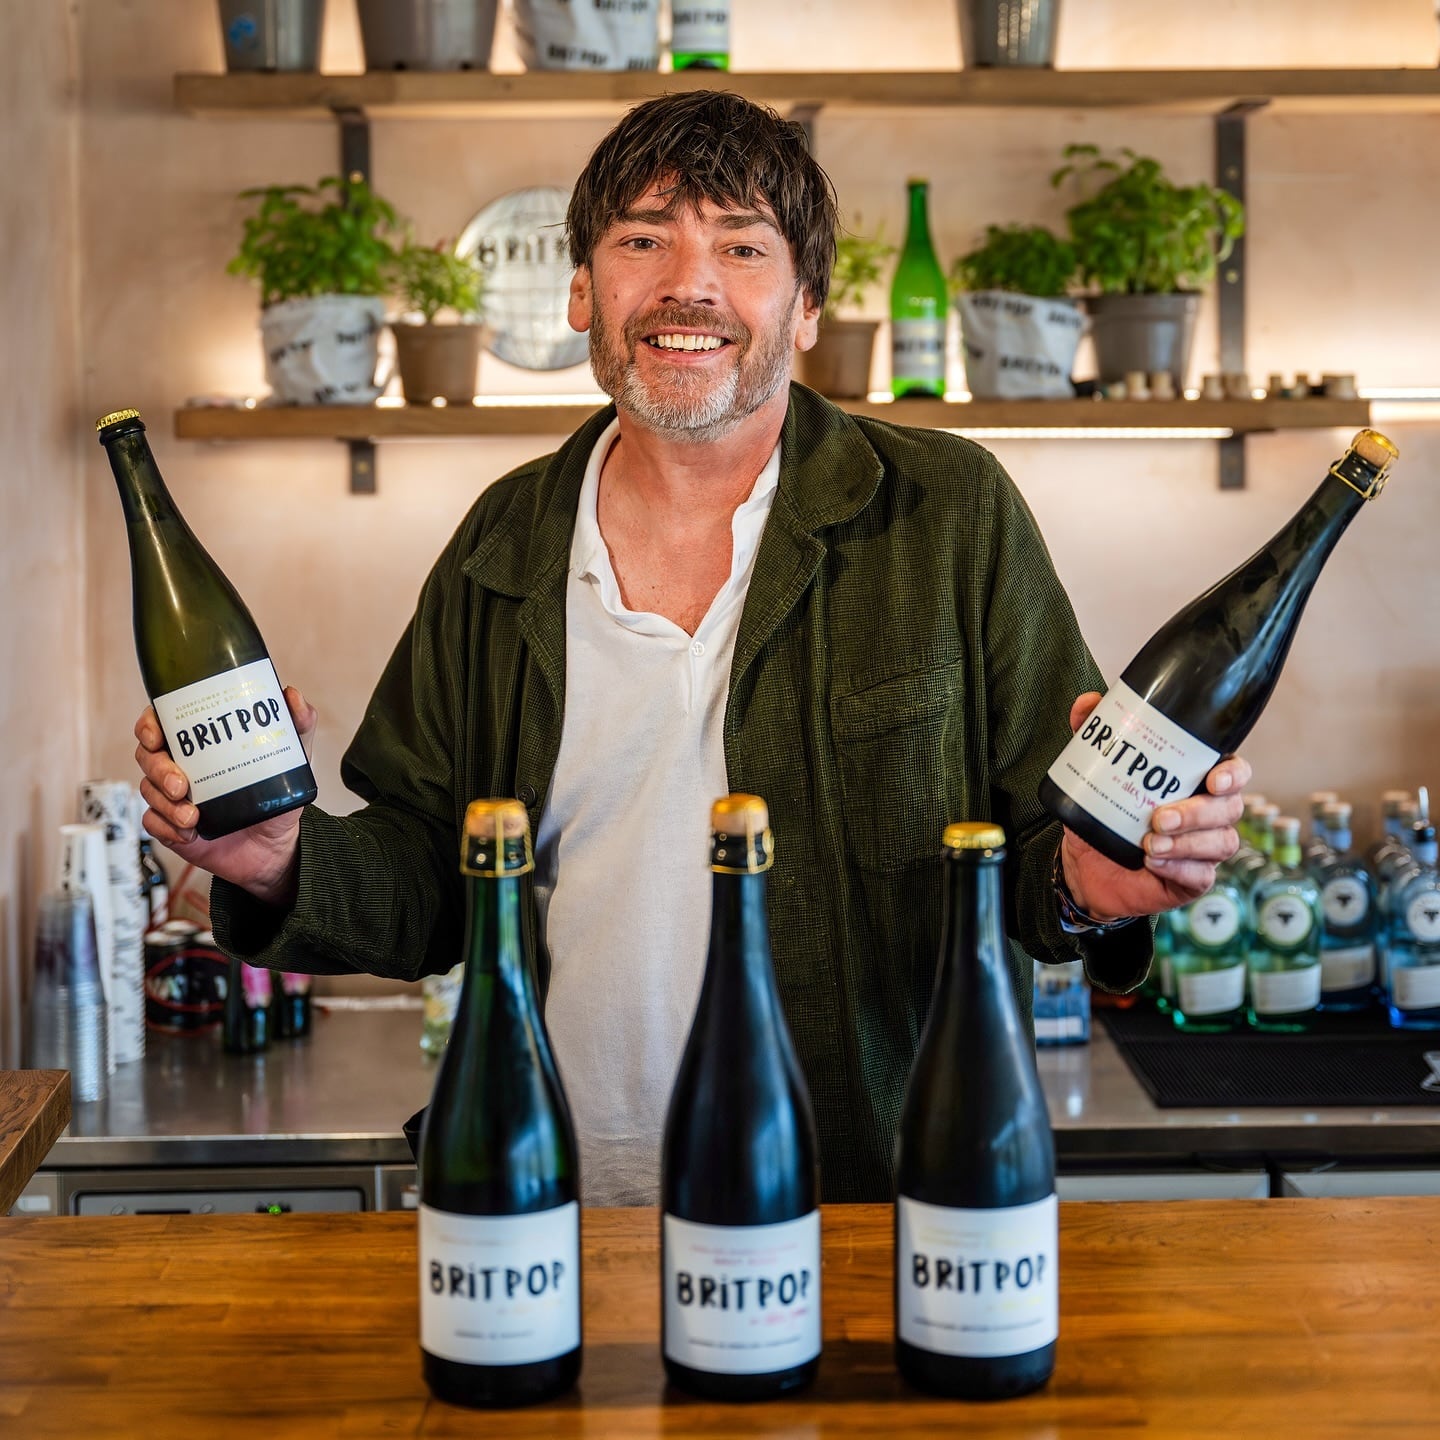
left=1085, top=292, right=1200, bottom=388
left=218, top=0, right=325, bottom=72
left=357, top=0, right=500, bottom=70
left=798, top=319, right=879, bottom=400
left=956, top=0, right=1061, bottom=68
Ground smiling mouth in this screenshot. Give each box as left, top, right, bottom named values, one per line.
left=644, top=333, right=730, bottom=353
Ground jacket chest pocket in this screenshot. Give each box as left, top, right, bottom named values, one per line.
left=830, top=658, right=968, bottom=874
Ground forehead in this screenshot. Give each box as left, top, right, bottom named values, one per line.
left=614, top=177, right=781, bottom=230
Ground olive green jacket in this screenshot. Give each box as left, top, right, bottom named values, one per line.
left=212, top=384, right=1151, bottom=1202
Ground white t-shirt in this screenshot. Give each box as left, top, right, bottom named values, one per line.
left=534, top=419, right=780, bottom=1207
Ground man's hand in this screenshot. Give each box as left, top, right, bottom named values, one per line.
left=134, top=685, right=317, bottom=908
left=1059, top=691, right=1249, bottom=922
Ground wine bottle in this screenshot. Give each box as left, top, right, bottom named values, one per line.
left=1041, top=430, right=1398, bottom=869
left=895, top=823, right=1057, bottom=1398
left=661, top=794, right=821, bottom=1400
left=890, top=178, right=948, bottom=398
left=96, top=409, right=316, bottom=840
left=670, top=3, right=729, bottom=69
left=418, top=799, right=581, bottom=1409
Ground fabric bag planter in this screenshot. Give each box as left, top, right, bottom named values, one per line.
left=514, top=0, right=660, bottom=71
left=956, top=0, right=1061, bottom=67
left=218, top=0, right=325, bottom=71
left=1085, top=292, right=1199, bottom=389
left=260, top=295, right=387, bottom=405
left=357, top=0, right=500, bottom=70
left=393, top=322, right=487, bottom=404
left=956, top=290, right=1083, bottom=399
left=798, top=320, right=879, bottom=400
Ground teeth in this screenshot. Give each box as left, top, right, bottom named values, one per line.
left=648, top=333, right=725, bottom=351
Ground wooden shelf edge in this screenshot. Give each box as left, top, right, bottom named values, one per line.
left=174, top=68, right=1440, bottom=119
left=173, top=397, right=1372, bottom=442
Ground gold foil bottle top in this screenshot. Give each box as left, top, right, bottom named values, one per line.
left=1334, top=428, right=1398, bottom=499
left=943, top=821, right=1007, bottom=851
left=96, top=408, right=142, bottom=432
left=710, top=793, right=773, bottom=873
left=461, top=798, right=533, bottom=877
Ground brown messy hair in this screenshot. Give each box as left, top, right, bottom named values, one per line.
left=566, top=90, right=839, bottom=312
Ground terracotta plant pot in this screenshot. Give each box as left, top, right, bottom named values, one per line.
left=393, top=321, right=485, bottom=404
left=798, top=319, right=879, bottom=400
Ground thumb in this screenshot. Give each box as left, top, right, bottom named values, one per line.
left=283, top=685, right=319, bottom=751
left=1069, top=691, right=1103, bottom=734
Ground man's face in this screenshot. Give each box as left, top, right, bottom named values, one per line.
left=568, top=181, right=821, bottom=443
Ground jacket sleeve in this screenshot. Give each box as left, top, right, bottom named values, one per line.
left=208, top=523, right=472, bottom=982
left=978, top=454, right=1154, bottom=994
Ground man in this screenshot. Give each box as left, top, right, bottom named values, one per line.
left=134, top=91, right=1247, bottom=1205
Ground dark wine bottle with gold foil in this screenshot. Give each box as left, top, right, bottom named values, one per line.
left=96, top=409, right=315, bottom=840
left=1041, top=429, right=1398, bottom=870
left=661, top=795, right=821, bottom=1400
left=895, top=822, right=1057, bottom=1399
left=418, top=800, right=581, bottom=1409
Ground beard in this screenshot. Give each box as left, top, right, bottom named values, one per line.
left=588, top=300, right=794, bottom=444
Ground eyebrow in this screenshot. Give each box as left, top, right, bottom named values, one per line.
left=615, top=206, right=780, bottom=234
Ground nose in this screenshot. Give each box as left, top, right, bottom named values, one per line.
left=656, top=233, right=717, bottom=309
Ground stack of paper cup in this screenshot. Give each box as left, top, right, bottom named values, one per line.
left=29, top=889, right=108, bottom=1103
left=78, top=781, right=148, bottom=1065
left=57, top=823, right=118, bottom=1074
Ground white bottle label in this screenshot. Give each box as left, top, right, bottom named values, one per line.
left=1045, top=680, right=1220, bottom=849
left=1176, top=962, right=1246, bottom=1016
left=1322, top=875, right=1370, bottom=927
left=897, top=1194, right=1058, bottom=1359
left=672, top=4, right=728, bottom=49
left=1392, top=963, right=1440, bottom=1011
left=1320, top=944, right=1376, bottom=993
left=1406, top=891, right=1440, bottom=944
left=419, top=1202, right=580, bottom=1367
left=152, top=659, right=306, bottom=807
left=891, top=318, right=946, bottom=383
left=663, top=1211, right=821, bottom=1375
left=1249, top=964, right=1321, bottom=1015
left=1257, top=895, right=1315, bottom=947
left=1187, top=892, right=1242, bottom=948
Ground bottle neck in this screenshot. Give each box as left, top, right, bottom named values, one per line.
left=1257, top=466, right=1369, bottom=619
left=1331, top=828, right=1353, bottom=857
left=1275, top=842, right=1302, bottom=870
left=934, top=851, right=1020, bottom=1024
left=102, top=428, right=183, bottom=527
left=904, top=184, right=934, bottom=254
left=458, top=871, right=535, bottom=1010
left=699, top=869, right=783, bottom=1021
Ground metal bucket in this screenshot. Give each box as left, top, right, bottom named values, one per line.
left=956, top=0, right=1061, bottom=68
left=218, top=0, right=325, bottom=72
left=357, top=0, right=501, bottom=71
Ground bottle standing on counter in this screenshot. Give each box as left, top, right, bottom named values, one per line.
left=1169, top=873, right=1249, bottom=1032
left=890, top=178, right=948, bottom=398
left=670, top=3, right=728, bottom=69
left=96, top=409, right=316, bottom=840
left=418, top=799, right=581, bottom=1409
left=1032, top=958, right=1090, bottom=1045
left=1247, top=817, right=1322, bottom=1033
left=1040, top=430, right=1399, bottom=869
left=1314, top=802, right=1379, bottom=1012
left=1385, top=817, right=1440, bottom=1030
left=1365, top=790, right=1414, bottom=874
left=661, top=795, right=821, bottom=1401
left=894, top=823, right=1057, bottom=1400
left=1304, top=790, right=1339, bottom=866
left=138, top=831, right=170, bottom=931
left=272, top=972, right=313, bottom=1039
left=420, top=962, right=465, bottom=1056
left=222, top=954, right=272, bottom=1053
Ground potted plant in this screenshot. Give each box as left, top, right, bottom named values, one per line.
left=1052, top=144, right=1245, bottom=388
left=357, top=0, right=501, bottom=71
left=389, top=239, right=489, bottom=404
left=217, top=0, right=325, bottom=72
left=799, top=225, right=895, bottom=400
left=227, top=175, right=403, bottom=405
left=948, top=223, right=1083, bottom=399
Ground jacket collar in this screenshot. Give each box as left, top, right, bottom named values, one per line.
left=462, top=384, right=885, bottom=602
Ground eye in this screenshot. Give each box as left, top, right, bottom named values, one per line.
left=728, top=244, right=763, bottom=258
left=621, top=235, right=660, bottom=251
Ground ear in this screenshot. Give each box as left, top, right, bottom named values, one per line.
left=793, top=287, right=822, bottom=355
left=568, top=266, right=594, bottom=334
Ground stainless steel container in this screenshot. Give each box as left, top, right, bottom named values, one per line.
left=218, top=0, right=326, bottom=73
left=357, top=0, right=500, bottom=71
left=957, top=0, right=1061, bottom=68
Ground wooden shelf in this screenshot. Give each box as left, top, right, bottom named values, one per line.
left=173, top=396, right=1371, bottom=442
left=174, top=68, right=1440, bottom=120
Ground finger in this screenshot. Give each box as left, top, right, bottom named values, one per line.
left=1142, top=856, right=1218, bottom=894
left=134, top=741, right=192, bottom=803
left=1068, top=692, right=1103, bottom=734
left=1144, top=827, right=1239, bottom=864
left=134, top=706, right=166, bottom=753
left=1152, top=791, right=1244, bottom=836
left=141, top=795, right=199, bottom=849
left=138, top=776, right=200, bottom=834
left=1206, top=754, right=1252, bottom=797
left=283, top=685, right=318, bottom=756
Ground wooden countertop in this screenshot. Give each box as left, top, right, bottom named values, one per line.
left=1, top=1199, right=1436, bottom=1436
left=0, top=1069, right=69, bottom=1215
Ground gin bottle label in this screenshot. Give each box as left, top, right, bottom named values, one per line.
left=891, top=318, right=945, bottom=385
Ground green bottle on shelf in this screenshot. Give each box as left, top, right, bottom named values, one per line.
left=890, top=178, right=948, bottom=398
left=670, top=4, right=729, bottom=69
